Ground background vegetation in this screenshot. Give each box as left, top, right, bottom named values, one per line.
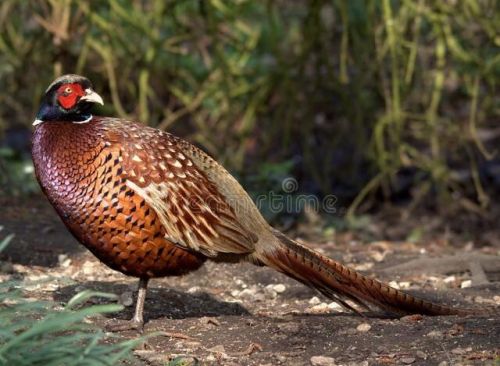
left=0, top=0, right=498, bottom=219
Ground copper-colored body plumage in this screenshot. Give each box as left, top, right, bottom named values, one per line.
left=32, top=118, right=206, bottom=278
left=32, top=75, right=494, bottom=330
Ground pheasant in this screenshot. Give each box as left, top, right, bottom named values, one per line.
left=31, top=75, right=481, bottom=331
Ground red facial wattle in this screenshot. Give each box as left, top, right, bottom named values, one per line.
left=57, top=83, right=86, bottom=109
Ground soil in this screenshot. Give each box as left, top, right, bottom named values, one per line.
left=0, top=196, right=499, bottom=366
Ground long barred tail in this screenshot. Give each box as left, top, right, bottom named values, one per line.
left=263, top=230, right=482, bottom=316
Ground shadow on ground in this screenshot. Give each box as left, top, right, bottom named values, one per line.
left=54, top=282, right=249, bottom=320
left=0, top=196, right=84, bottom=267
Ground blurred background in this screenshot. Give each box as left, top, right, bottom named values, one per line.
left=0, top=0, right=499, bottom=235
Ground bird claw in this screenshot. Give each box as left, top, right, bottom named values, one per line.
left=106, top=319, right=145, bottom=333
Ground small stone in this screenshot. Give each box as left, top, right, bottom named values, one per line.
left=426, top=330, right=443, bottom=339
left=239, top=288, right=258, bottom=300
left=309, top=296, right=321, bottom=305
left=353, top=262, right=373, bottom=271
left=438, top=362, right=448, bottom=366
left=120, top=291, right=134, bottom=307
left=460, top=280, right=472, bottom=288
left=356, top=323, right=371, bottom=332
left=82, top=261, right=94, bottom=275
left=235, top=279, right=246, bottom=288
left=273, top=284, right=286, bottom=293
left=400, top=357, right=416, bottom=364
left=371, top=251, right=387, bottom=262
left=443, top=275, right=456, bottom=283
left=264, top=285, right=277, bottom=299
left=187, top=286, right=201, bottom=293
left=328, top=302, right=342, bottom=311
left=474, top=296, right=488, bottom=304
left=451, top=347, right=466, bottom=355
left=310, top=355, right=336, bottom=366
left=307, top=303, right=330, bottom=314
left=207, top=345, right=229, bottom=359
left=275, top=354, right=287, bottom=363
left=389, top=281, right=400, bottom=289
left=253, top=292, right=266, bottom=302
left=206, top=354, right=216, bottom=362
left=416, top=350, right=427, bottom=359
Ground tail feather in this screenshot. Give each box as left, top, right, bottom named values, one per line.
left=262, top=230, right=479, bottom=316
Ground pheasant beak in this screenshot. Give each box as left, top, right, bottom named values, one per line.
left=80, top=89, right=104, bottom=105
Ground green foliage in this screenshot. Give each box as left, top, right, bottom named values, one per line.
left=0, top=235, right=142, bottom=366
left=0, top=147, right=38, bottom=195
left=0, top=0, right=498, bottom=214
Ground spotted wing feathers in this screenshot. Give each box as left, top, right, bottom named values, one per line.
left=108, top=121, right=258, bottom=258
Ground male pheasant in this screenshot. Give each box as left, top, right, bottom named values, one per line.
left=32, top=75, right=477, bottom=331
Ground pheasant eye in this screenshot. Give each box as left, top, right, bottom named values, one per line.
left=64, top=87, right=72, bottom=94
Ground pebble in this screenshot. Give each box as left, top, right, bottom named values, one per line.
left=187, top=286, right=201, bottom=293
left=443, top=275, right=456, bottom=284
left=61, top=258, right=72, bottom=268
left=230, top=290, right=240, bottom=297
left=356, top=323, right=371, bottom=332
left=119, top=291, right=134, bottom=307
left=416, top=350, right=427, bottom=359
left=451, top=347, right=471, bottom=355
left=207, top=345, right=229, bottom=359
left=310, top=355, right=336, bottom=366
left=235, top=278, right=247, bottom=288
left=306, top=303, right=330, bottom=314
left=237, top=286, right=259, bottom=300
left=328, top=302, right=342, bottom=311
left=460, top=280, right=472, bottom=288
left=400, top=356, right=416, bottom=364
left=273, top=284, right=286, bottom=293
left=275, top=354, right=287, bottom=363
left=353, top=262, right=373, bottom=271
left=58, top=254, right=67, bottom=264
left=82, top=261, right=95, bottom=275
left=370, top=251, right=387, bottom=262
left=206, top=354, right=216, bottom=362
left=426, top=330, right=443, bottom=339
left=309, top=296, right=321, bottom=305
left=388, top=281, right=400, bottom=289
left=264, top=285, right=277, bottom=299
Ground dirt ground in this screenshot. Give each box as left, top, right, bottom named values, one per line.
left=1, top=196, right=499, bottom=366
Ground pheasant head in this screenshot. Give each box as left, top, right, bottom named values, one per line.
left=34, top=74, right=103, bottom=126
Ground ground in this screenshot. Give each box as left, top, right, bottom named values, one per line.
left=0, top=196, right=499, bottom=365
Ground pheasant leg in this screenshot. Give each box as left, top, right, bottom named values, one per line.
left=107, top=278, right=149, bottom=333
